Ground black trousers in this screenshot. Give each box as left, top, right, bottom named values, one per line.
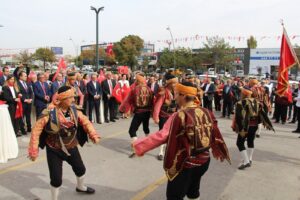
left=159, top=116, right=168, bottom=130
left=275, top=104, right=288, bottom=123
left=46, top=146, right=86, bottom=188
left=203, top=96, right=213, bottom=111
left=36, top=104, right=47, bottom=118
left=129, top=111, right=151, bottom=138
left=8, top=104, right=19, bottom=135
left=296, top=107, right=300, bottom=130
left=214, top=94, right=221, bottom=111
left=236, top=126, right=258, bottom=151
left=288, top=104, right=293, bottom=119
left=222, top=100, right=232, bottom=117
left=20, top=103, right=32, bottom=132
left=104, top=98, right=116, bottom=121
left=166, top=159, right=210, bottom=200
left=292, top=103, right=298, bottom=122
left=88, top=99, right=100, bottom=123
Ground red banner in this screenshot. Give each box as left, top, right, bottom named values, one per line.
left=276, top=27, right=299, bottom=103
left=52, top=58, right=66, bottom=82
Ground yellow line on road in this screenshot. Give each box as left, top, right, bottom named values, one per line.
left=0, top=130, right=127, bottom=176
left=131, top=175, right=168, bottom=200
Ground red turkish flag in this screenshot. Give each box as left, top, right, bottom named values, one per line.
left=52, top=58, right=67, bottom=82
left=121, top=84, right=131, bottom=101
left=276, top=27, right=299, bottom=103
left=112, top=83, right=123, bottom=103
left=15, top=99, right=23, bottom=119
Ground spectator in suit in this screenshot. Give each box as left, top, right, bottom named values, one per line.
left=33, top=72, right=50, bottom=117
left=147, top=75, right=159, bottom=95
left=102, top=72, right=117, bottom=123
left=76, top=72, right=87, bottom=114
left=0, top=66, right=10, bottom=86
left=202, top=78, right=215, bottom=111
left=13, top=63, right=30, bottom=79
left=2, top=75, right=22, bottom=136
left=87, top=73, right=102, bottom=123
left=290, top=82, right=298, bottom=123
left=17, top=71, right=33, bottom=133
left=222, top=79, right=233, bottom=118
left=82, top=73, right=90, bottom=114
left=51, top=73, right=63, bottom=99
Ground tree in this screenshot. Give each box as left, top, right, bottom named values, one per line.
left=247, top=36, right=257, bottom=49
left=80, top=46, right=116, bottom=66
left=202, top=36, right=235, bottom=72
left=33, top=48, right=56, bottom=71
left=113, top=35, right=144, bottom=70
left=16, top=50, right=33, bottom=65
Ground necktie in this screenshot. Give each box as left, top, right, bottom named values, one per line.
left=41, top=82, right=46, bottom=95
left=23, top=81, right=28, bottom=91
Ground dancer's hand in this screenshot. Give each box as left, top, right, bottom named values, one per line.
left=93, top=137, right=100, bottom=144
left=28, top=155, right=37, bottom=161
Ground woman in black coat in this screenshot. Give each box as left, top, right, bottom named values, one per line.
left=2, top=75, right=22, bottom=136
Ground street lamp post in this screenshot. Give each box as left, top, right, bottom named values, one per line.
left=167, top=26, right=176, bottom=68
left=90, top=6, right=104, bottom=71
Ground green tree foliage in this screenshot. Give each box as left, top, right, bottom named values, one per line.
left=113, top=35, right=144, bottom=70
left=80, top=46, right=116, bottom=66
left=247, top=36, right=258, bottom=49
left=202, top=36, right=235, bottom=71
left=17, top=50, right=33, bottom=65
left=33, top=48, right=56, bottom=71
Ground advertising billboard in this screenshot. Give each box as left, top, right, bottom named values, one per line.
left=249, top=48, right=280, bottom=74
left=51, top=47, right=63, bottom=55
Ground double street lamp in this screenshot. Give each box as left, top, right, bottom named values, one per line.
left=167, top=26, right=176, bottom=68
left=90, top=6, right=104, bottom=71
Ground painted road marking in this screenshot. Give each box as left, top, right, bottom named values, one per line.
left=131, top=175, right=167, bottom=200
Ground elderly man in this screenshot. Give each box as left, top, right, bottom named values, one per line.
left=102, top=72, right=117, bottom=123
left=133, top=82, right=230, bottom=200
left=28, top=86, right=100, bottom=200
left=33, top=72, right=51, bottom=117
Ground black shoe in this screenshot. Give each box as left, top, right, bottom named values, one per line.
left=289, top=121, right=295, bottom=124
left=27, top=129, right=31, bottom=133
left=256, top=134, right=260, bottom=138
left=282, top=121, right=286, bottom=125
left=238, top=163, right=251, bottom=170
left=105, top=120, right=109, bottom=123
left=157, top=155, right=164, bottom=161
left=292, top=130, right=300, bottom=133
left=249, top=160, right=252, bottom=166
left=16, top=133, right=22, bottom=137
left=21, top=131, right=27, bottom=135
left=110, top=119, right=116, bottom=122
left=129, top=152, right=136, bottom=158
left=114, top=117, right=119, bottom=120
left=97, top=122, right=102, bottom=124
left=76, top=187, right=95, bottom=194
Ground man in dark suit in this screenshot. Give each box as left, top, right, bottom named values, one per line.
left=33, top=72, right=50, bottom=117
left=102, top=72, right=117, bottom=123
left=222, top=79, right=233, bottom=118
left=147, top=75, right=159, bottom=96
left=51, top=72, right=63, bottom=99
left=17, top=71, right=33, bottom=133
left=87, top=73, right=102, bottom=123
left=0, top=66, right=10, bottom=86
left=202, top=78, right=215, bottom=111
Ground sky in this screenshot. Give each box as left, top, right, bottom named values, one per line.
left=0, top=0, right=300, bottom=56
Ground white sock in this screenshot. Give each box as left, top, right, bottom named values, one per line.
left=256, top=124, right=262, bottom=136
left=76, top=175, right=87, bottom=191
left=50, top=186, right=59, bottom=200
left=159, top=144, right=165, bottom=156
left=248, top=148, right=254, bottom=161
left=240, top=150, right=250, bottom=165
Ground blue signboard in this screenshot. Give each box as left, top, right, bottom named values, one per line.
left=51, top=47, right=63, bottom=55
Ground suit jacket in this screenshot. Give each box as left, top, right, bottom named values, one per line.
left=33, top=81, right=50, bottom=107
left=0, top=75, right=7, bottom=86
left=147, top=82, right=159, bottom=95
left=50, top=81, right=62, bottom=97
left=77, top=80, right=87, bottom=95
left=87, top=81, right=102, bottom=101
left=2, top=85, right=18, bottom=107
left=17, top=80, right=33, bottom=103
left=202, top=83, right=215, bottom=100
left=102, top=79, right=116, bottom=100
left=222, top=85, right=233, bottom=101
